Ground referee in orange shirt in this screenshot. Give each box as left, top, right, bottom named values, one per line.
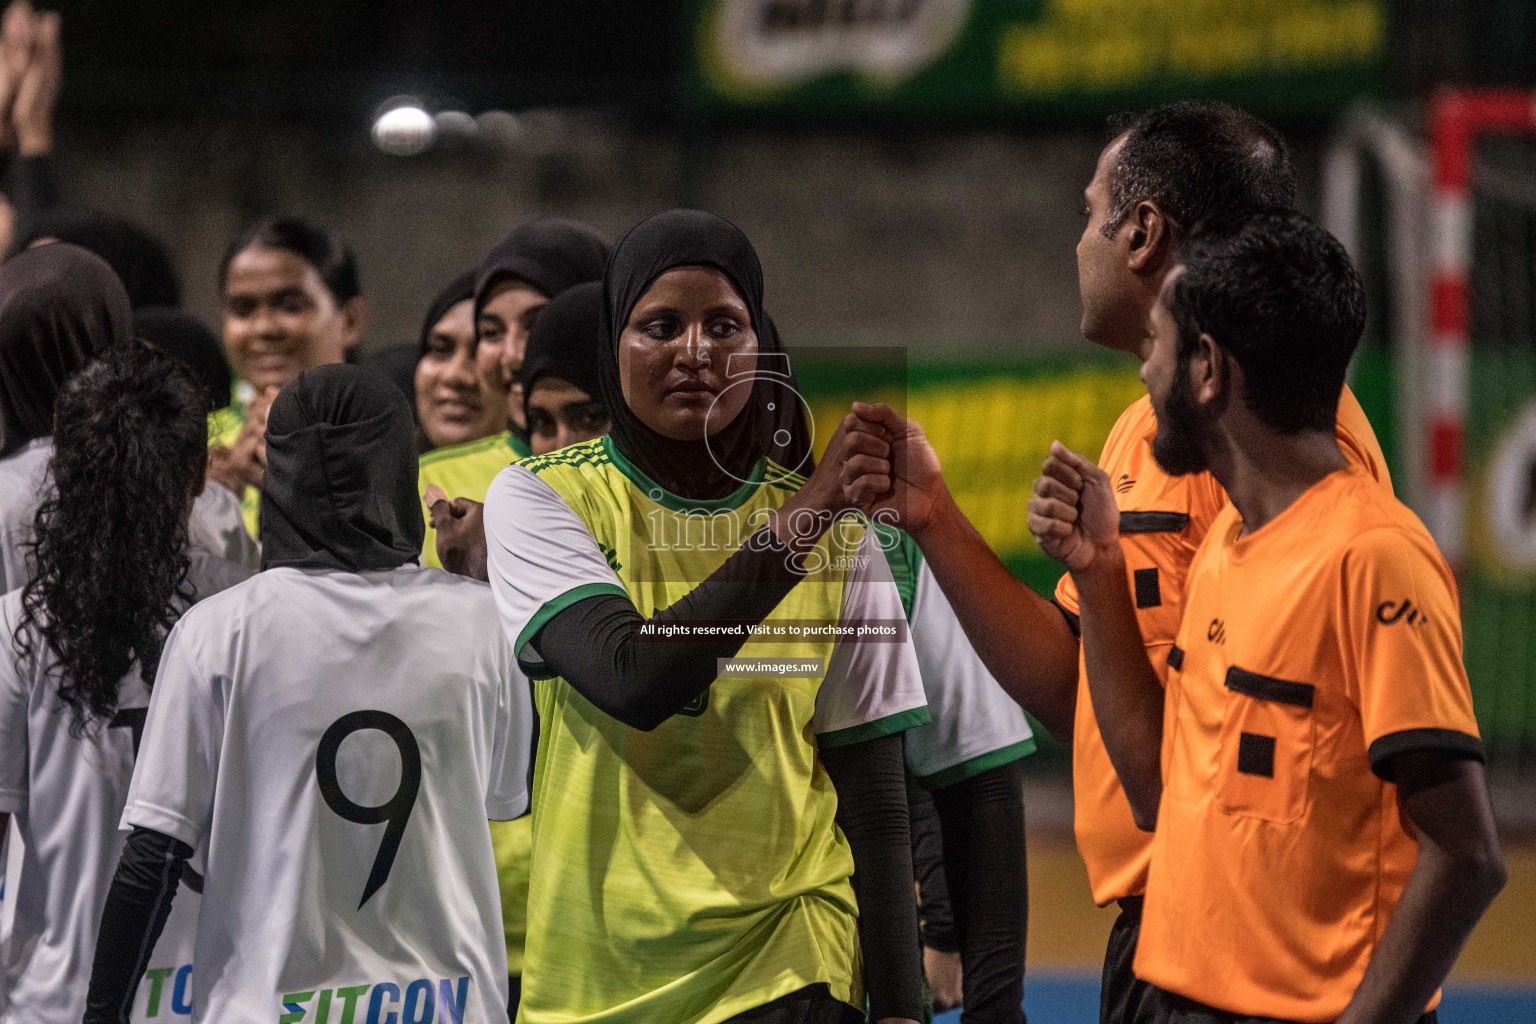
left=1024, top=211, right=1505, bottom=1024
left=838, top=102, right=1391, bottom=1024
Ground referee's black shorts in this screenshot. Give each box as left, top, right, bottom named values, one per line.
left=1101, top=896, right=1440, bottom=1024
left=1100, top=895, right=1160, bottom=1024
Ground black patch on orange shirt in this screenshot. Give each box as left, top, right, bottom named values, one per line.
left=1237, top=733, right=1276, bottom=777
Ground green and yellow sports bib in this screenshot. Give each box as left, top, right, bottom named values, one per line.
left=484, top=436, right=928, bottom=1024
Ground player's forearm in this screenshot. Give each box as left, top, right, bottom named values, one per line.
left=1071, top=551, right=1164, bottom=829
left=1338, top=839, right=1505, bottom=1024
left=823, top=734, right=924, bottom=1022
left=85, top=827, right=192, bottom=1024
left=910, top=492, right=1079, bottom=738
left=1339, top=758, right=1506, bottom=1024
left=536, top=526, right=811, bottom=730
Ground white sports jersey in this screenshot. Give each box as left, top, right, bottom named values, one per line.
left=880, top=531, right=1036, bottom=785
left=0, top=554, right=252, bottom=1024
left=0, top=439, right=257, bottom=591
left=188, top=482, right=260, bottom=571
left=0, top=438, right=52, bottom=595
left=123, top=565, right=531, bottom=1024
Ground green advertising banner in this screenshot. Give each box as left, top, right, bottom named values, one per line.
left=687, top=0, right=1384, bottom=119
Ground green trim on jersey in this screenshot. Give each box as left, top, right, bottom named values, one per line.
left=873, top=523, right=925, bottom=622
left=816, top=706, right=932, bottom=750
left=601, top=435, right=769, bottom=513
left=916, top=738, right=1037, bottom=791
left=518, top=437, right=611, bottom=474
left=515, top=582, right=630, bottom=677
left=509, top=431, right=533, bottom=460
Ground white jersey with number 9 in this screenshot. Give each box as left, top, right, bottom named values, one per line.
left=123, top=565, right=531, bottom=1024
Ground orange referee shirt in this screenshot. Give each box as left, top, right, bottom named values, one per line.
left=1135, top=465, right=1481, bottom=1021
left=1055, top=386, right=1391, bottom=906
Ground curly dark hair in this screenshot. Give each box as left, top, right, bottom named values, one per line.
left=13, top=343, right=208, bottom=732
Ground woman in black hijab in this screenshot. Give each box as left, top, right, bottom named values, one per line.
left=0, top=242, right=131, bottom=592
left=0, top=242, right=131, bottom=455
left=520, top=280, right=611, bottom=457
left=472, top=218, right=609, bottom=452
left=596, top=214, right=812, bottom=498
left=485, top=209, right=925, bottom=1024
left=414, top=269, right=508, bottom=452
left=420, top=221, right=610, bottom=570
left=259, top=364, right=424, bottom=572
left=12, top=208, right=180, bottom=310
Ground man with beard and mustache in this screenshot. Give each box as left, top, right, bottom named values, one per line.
left=1022, top=211, right=1503, bottom=1024
left=835, top=102, right=1390, bottom=1024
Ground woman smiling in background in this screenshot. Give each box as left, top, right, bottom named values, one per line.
left=415, top=270, right=506, bottom=451
left=207, top=216, right=366, bottom=537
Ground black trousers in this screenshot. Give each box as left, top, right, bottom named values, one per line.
left=722, top=985, right=866, bottom=1024
left=1101, top=896, right=1162, bottom=1024
left=1101, top=897, right=1440, bottom=1024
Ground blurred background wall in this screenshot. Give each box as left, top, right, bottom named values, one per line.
left=54, top=119, right=1125, bottom=354
left=44, top=0, right=1465, bottom=355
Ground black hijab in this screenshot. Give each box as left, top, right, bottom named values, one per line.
left=419, top=269, right=477, bottom=357
left=14, top=208, right=180, bottom=309
left=0, top=243, right=133, bottom=457
left=474, top=219, right=609, bottom=450
left=133, top=305, right=231, bottom=412
left=521, top=280, right=605, bottom=406
left=599, top=209, right=812, bottom=501
left=260, top=364, right=423, bottom=572
left=473, top=219, right=610, bottom=323
left=361, top=344, right=420, bottom=413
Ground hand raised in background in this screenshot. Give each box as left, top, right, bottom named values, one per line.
left=0, top=1, right=58, bottom=155
left=0, top=1, right=33, bottom=151
left=12, top=4, right=59, bottom=156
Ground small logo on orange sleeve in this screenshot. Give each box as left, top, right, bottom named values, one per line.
left=1116, top=474, right=1136, bottom=494
left=1208, top=618, right=1226, bottom=644
left=1375, top=600, right=1427, bottom=627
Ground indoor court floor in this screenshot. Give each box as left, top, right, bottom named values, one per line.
left=941, top=836, right=1536, bottom=1023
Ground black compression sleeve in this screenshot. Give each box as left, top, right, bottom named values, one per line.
left=932, top=760, right=1027, bottom=1024
left=84, top=827, right=192, bottom=1024
left=906, top=772, right=957, bottom=952
left=823, top=734, right=923, bottom=1022
left=533, top=526, right=812, bottom=730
